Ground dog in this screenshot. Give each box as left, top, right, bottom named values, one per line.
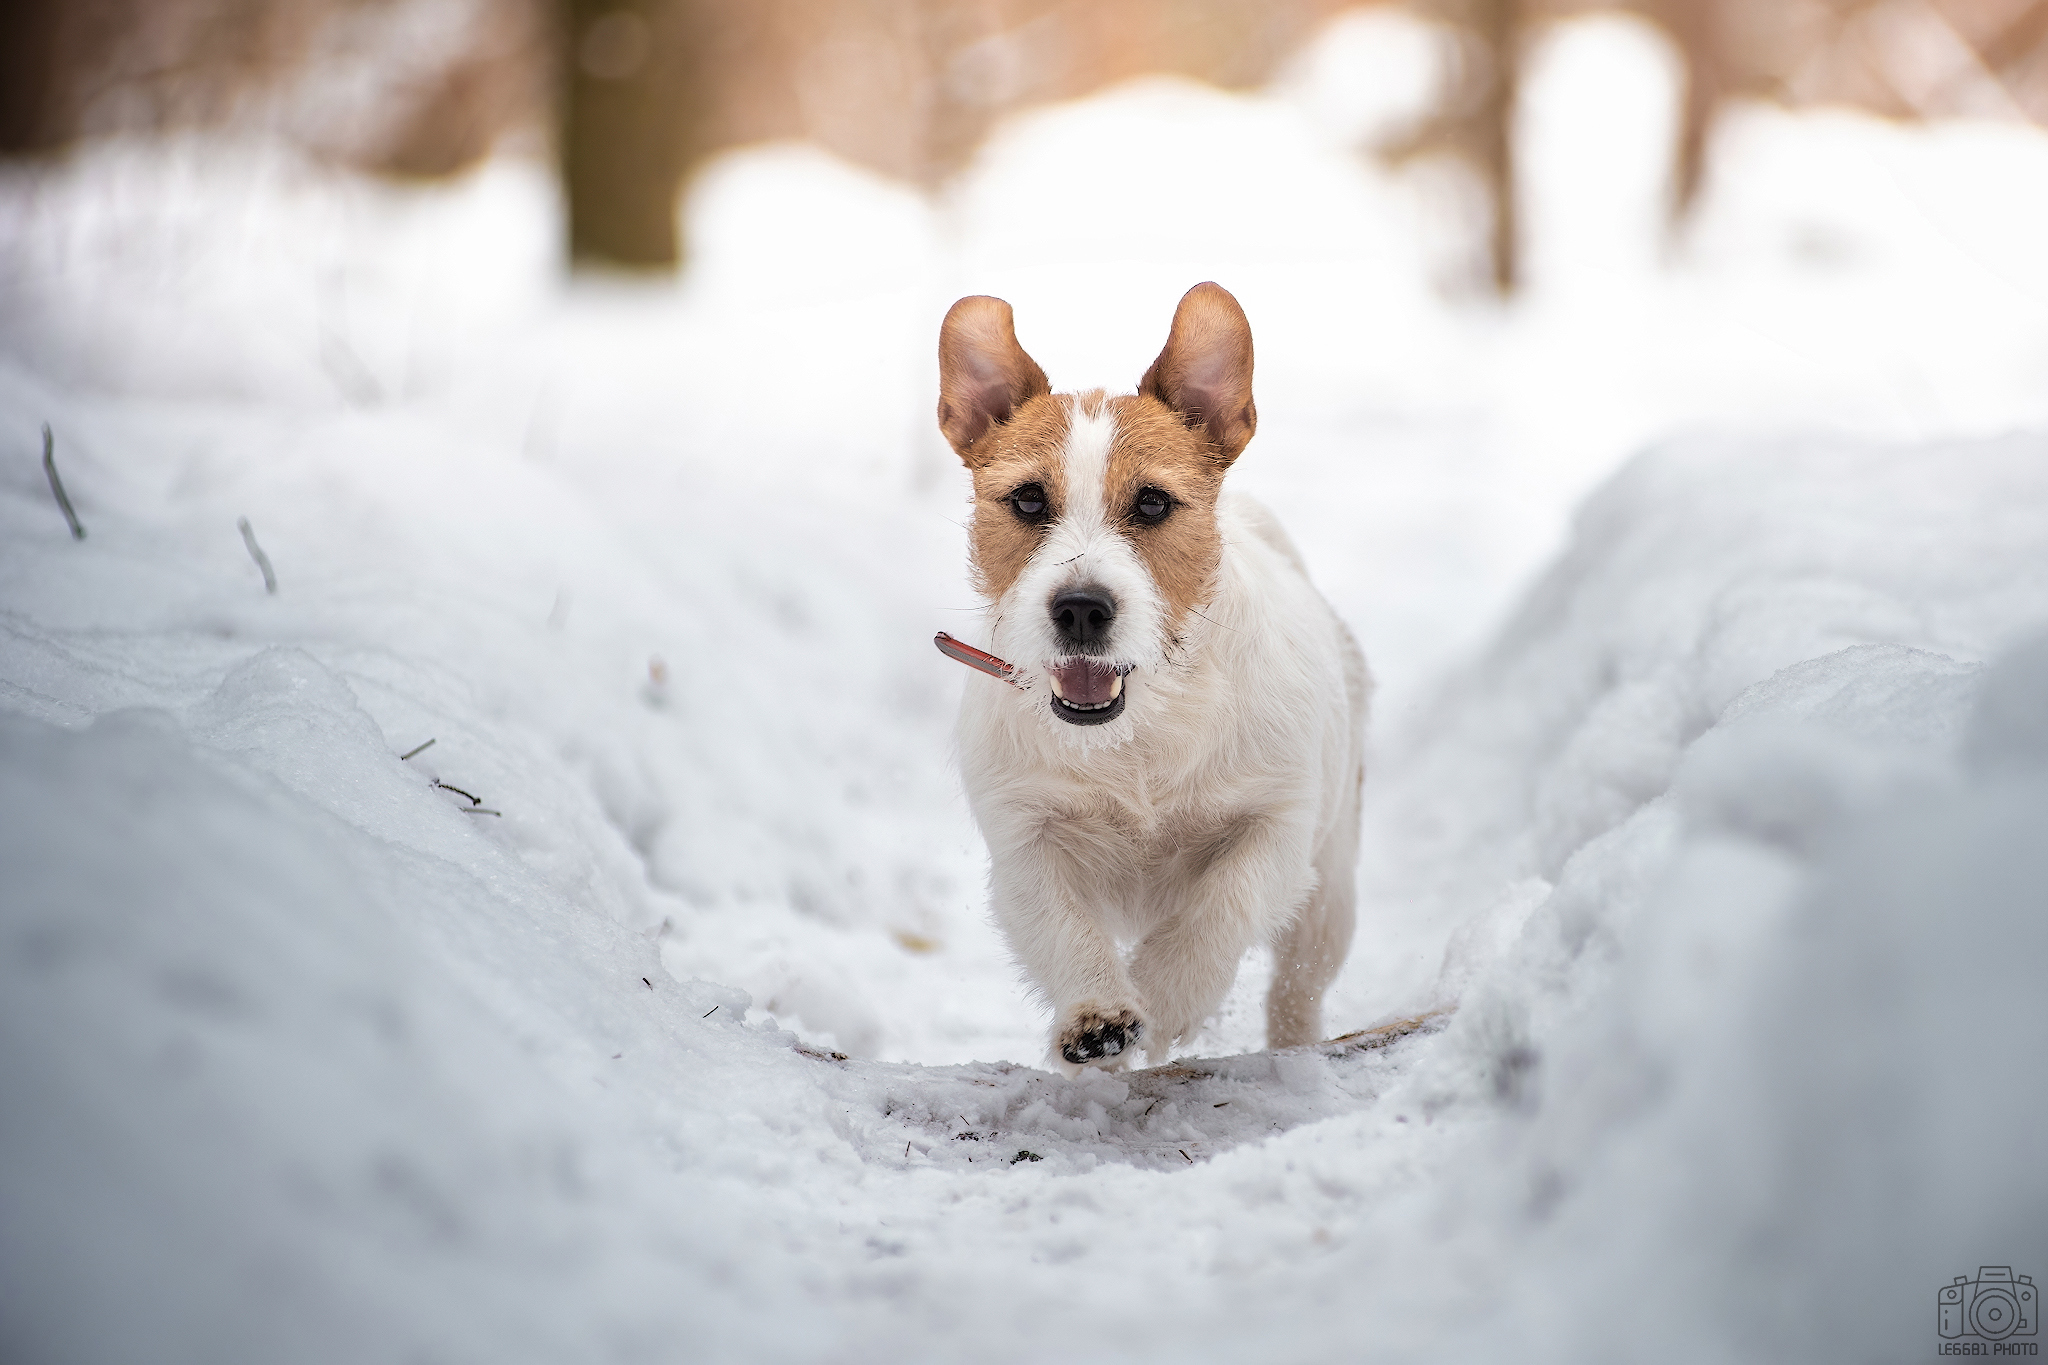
left=937, top=282, right=1370, bottom=1071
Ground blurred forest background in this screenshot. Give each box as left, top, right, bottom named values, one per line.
left=3, top=0, right=2046, bottom=287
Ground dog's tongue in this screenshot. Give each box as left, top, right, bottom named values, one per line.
left=1049, top=661, right=1120, bottom=706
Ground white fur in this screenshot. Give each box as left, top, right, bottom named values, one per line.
left=958, top=403, right=1370, bottom=1070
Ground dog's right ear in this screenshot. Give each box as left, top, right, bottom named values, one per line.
left=938, top=296, right=1050, bottom=464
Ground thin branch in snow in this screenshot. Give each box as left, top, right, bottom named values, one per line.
left=237, top=517, right=277, bottom=593
left=398, top=739, right=437, bottom=761
left=41, top=424, right=85, bottom=540
left=435, top=782, right=500, bottom=816
left=1178, top=1149, right=1193, bottom=1164
left=702, top=1004, right=719, bottom=1018
left=641, top=977, right=653, bottom=989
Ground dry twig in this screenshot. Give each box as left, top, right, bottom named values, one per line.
left=433, top=779, right=499, bottom=816
left=236, top=517, right=277, bottom=594
left=41, top=424, right=84, bottom=540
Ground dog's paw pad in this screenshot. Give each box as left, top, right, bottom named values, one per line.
left=1058, top=1008, right=1144, bottom=1065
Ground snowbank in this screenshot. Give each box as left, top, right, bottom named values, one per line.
left=1360, top=436, right=2048, bottom=1360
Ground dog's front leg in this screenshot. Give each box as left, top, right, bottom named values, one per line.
left=987, top=815, right=1147, bottom=1072
left=1129, top=813, right=1316, bottom=1060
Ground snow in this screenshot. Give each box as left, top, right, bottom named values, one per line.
left=4, top=11, right=2048, bottom=1362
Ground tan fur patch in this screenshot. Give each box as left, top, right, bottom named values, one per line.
left=1103, top=394, right=1227, bottom=633
left=965, top=395, right=1071, bottom=600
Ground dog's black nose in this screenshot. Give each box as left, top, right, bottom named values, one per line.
left=1051, top=589, right=1117, bottom=648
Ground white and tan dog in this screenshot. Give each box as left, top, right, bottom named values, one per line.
left=938, top=282, right=1370, bottom=1070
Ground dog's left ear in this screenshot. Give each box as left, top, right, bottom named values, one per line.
left=1138, top=282, right=1256, bottom=465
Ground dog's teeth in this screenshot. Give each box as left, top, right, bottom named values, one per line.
left=1048, top=673, right=1067, bottom=700
left=1109, top=673, right=1124, bottom=700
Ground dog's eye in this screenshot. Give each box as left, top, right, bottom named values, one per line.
left=1132, top=487, right=1172, bottom=523
left=1010, top=484, right=1049, bottom=521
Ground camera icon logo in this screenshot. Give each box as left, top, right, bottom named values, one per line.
left=1940, top=1267, right=2038, bottom=1341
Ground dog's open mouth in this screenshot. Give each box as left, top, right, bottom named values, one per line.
left=1046, top=661, right=1130, bottom=726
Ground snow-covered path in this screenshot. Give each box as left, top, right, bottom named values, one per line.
left=7, top=17, right=2048, bottom=1363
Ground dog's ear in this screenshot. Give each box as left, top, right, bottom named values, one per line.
left=938, top=296, right=1051, bottom=463
left=1138, top=282, right=1256, bottom=465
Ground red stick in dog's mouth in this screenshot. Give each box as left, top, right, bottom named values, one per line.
left=934, top=632, right=1020, bottom=686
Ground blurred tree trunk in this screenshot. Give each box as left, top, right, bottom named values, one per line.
left=1399, top=0, right=1525, bottom=293
left=559, top=0, right=705, bottom=268
left=0, top=0, right=63, bottom=153
left=1637, top=0, right=1725, bottom=217
left=1471, top=0, right=1523, bottom=294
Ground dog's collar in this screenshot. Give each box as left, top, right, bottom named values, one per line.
left=934, top=632, right=1022, bottom=688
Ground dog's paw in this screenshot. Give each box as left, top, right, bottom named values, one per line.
left=1056, top=1006, right=1145, bottom=1066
